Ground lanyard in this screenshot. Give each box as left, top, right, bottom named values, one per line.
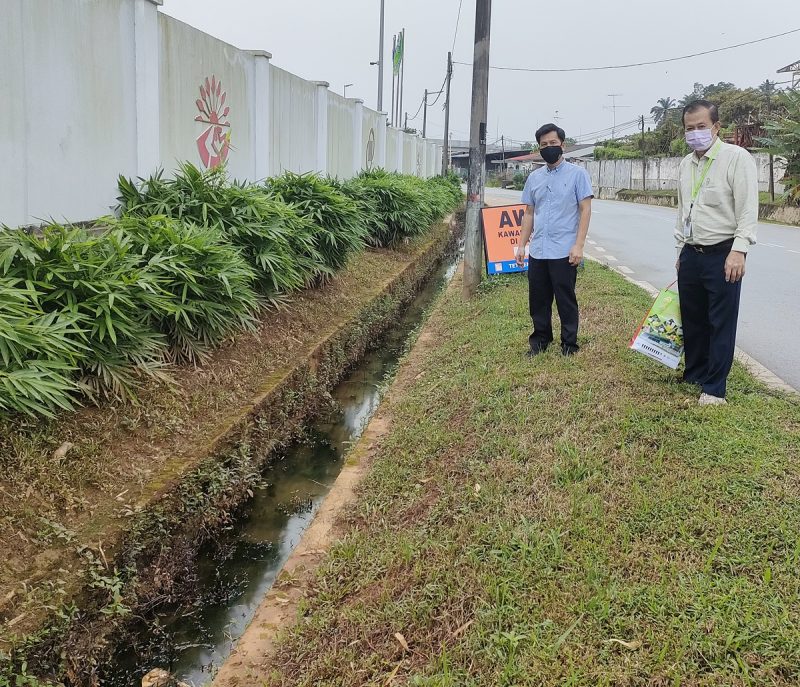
left=691, top=157, right=714, bottom=202
left=687, top=143, right=718, bottom=224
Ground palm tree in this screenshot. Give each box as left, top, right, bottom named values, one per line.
left=759, top=80, right=777, bottom=98
left=650, top=97, right=676, bottom=128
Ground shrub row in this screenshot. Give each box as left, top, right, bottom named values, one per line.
left=0, top=165, right=463, bottom=418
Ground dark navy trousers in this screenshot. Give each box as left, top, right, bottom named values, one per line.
left=678, top=244, right=742, bottom=398
left=528, top=257, right=579, bottom=353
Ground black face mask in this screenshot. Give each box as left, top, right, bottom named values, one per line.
left=540, top=145, right=563, bottom=164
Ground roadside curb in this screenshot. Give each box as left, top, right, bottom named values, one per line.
left=585, top=251, right=798, bottom=395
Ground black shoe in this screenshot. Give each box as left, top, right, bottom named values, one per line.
left=526, top=345, right=548, bottom=358
left=561, top=344, right=579, bottom=357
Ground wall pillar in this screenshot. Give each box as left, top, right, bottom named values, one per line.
left=313, top=81, right=329, bottom=175
left=250, top=50, right=272, bottom=180
left=376, top=112, right=387, bottom=169
left=352, top=98, right=364, bottom=177
left=133, top=0, right=162, bottom=177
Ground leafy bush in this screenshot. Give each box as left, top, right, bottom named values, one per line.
left=0, top=225, right=166, bottom=401
left=763, top=88, right=800, bottom=206
left=119, top=164, right=327, bottom=304
left=0, top=283, right=83, bottom=417
left=337, top=171, right=431, bottom=247
left=1, top=165, right=460, bottom=419
left=266, top=172, right=368, bottom=270
left=594, top=145, right=641, bottom=160
left=113, top=215, right=260, bottom=364
left=338, top=170, right=463, bottom=247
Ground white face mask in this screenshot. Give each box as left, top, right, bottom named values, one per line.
left=685, top=129, right=714, bottom=151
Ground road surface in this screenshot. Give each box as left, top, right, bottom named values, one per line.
left=484, top=187, right=800, bottom=391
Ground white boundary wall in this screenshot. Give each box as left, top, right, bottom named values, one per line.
left=1, top=0, right=439, bottom=228
left=579, top=152, right=785, bottom=199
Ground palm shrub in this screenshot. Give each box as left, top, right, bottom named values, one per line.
left=339, top=170, right=432, bottom=247
left=0, top=282, right=84, bottom=417
left=114, top=215, right=260, bottom=364
left=762, top=88, right=800, bottom=206
left=266, top=172, right=368, bottom=270
left=118, top=164, right=327, bottom=304
left=0, top=224, right=167, bottom=401
left=431, top=172, right=465, bottom=208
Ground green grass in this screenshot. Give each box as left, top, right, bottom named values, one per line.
left=268, top=262, right=800, bottom=686
left=618, top=189, right=678, bottom=200
left=759, top=192, right=789, bottom=207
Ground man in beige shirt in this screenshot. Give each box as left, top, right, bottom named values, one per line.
left=675, top=99, right=758, bottom=405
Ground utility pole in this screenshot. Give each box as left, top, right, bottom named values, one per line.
left=766, top=81, right=776, bottom=201
left=422, top=89, right=428, bottom=139
left=377, top=0, right=385, bottom=112
left=463, top=0, right=492, bottom=299
left=501, top=134, right=506, bottom=183
left=604, top=93, right=630, bottom=140
left=640, top=115, right=647, bottom=191
left=442, top=51, right=453, bottom=175
left=398, top=28, right=406, bottom=130
left=404, top=112, right=408, bottom=130
left=390, top=34, right=396, bottom=126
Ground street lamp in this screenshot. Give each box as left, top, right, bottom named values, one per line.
left=344, top=83, right=354, bottom=98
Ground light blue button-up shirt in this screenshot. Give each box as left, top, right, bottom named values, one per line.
left=521, top=161, right=594, bottom=260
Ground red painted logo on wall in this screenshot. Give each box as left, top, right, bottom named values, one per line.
left=195, top=75, right=231, bottom=169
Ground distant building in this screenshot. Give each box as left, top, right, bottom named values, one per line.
left=447, top=146, right=536, bottom=177
left=500, top=144, right=598, bottom=175
left=777, top=58, right=800, bottom=89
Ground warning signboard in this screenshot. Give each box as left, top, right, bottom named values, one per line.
left=481, top=204, right=528, bottom=275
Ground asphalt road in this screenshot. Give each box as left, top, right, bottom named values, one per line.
left=484, top=187, right=800, bottom=391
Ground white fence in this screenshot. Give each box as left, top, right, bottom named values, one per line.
left=1, top=0, right=442, bottom=228
left=579, top=153, right=784, bottom=199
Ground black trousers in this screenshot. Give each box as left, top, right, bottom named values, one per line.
left=678, top=245, right=742, bottom=398
left=528, top=257, right=579, bottom=352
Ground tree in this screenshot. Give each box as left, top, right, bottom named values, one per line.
left=703, top=81, right=736, bottom=98
left=714, top=87, right=763, bottom=125
left=759, top=80, right=777, bottom=98
left=679, top=83, right=706, bottom=106
left=650, top=97, right=676, bottom=128
left=565, top=137, right=578, bottom=145
left=762, top=88, right=800, bottom=205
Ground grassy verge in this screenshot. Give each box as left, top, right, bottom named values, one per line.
left=759, top=192, right=788, bottom=207
left=268, top=261, right=800, bottom=686
left=617, top=189, right=678, bottom=201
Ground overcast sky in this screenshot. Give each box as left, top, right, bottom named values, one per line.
left=160, top=0, right=798, bottom=148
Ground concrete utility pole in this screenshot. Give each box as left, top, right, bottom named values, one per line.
left=766, top=81, right=776, bottom=201
left=442, top=51, right=453, bottom=175
left=501, top=134, right=505, bottom=183
left=390, top=34, right=397, bottom=125
left=399, top=28, right=406, bottom=129
left=463, top=0, right=492, bottom=299
left=640, top=115, right=647, bottom=191
left=377, top=0, right=385, bottom=112
left=422, top=89, right=428, bottom=139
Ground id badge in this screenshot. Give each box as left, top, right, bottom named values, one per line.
left=683, top=218, right=692, bottom=239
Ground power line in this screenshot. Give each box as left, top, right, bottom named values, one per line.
left=409, top=2, right=462, bottom=130
left=406, top=92, right=426, bottom=122
left=454, top=27, right=800, bottom=73
left=451, top=0, right=464, bottom=55
left=428, top=74, right=448, bottom=107
left=407, top=74, right=447, bottom=123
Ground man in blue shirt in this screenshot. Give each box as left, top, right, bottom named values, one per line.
left=515, top=123, right=593, bottom=356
